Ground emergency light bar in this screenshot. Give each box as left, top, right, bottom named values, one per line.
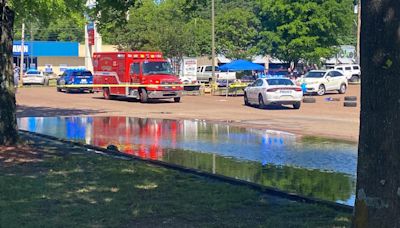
left=132, top=54, right=162, bottom=59
left=93, top=52, right=162, bottom=59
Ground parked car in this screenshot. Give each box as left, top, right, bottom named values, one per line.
left=57, top=69, right=93, bottom=93
left=244, top=78, right=303, bottom=109
left=22, top=70, right=48, bottom=85
left=297, top=70, right=348, bottom=96
left=334, top=64, right=361, bottom=82
left=196, top=65, right=236, bottom=82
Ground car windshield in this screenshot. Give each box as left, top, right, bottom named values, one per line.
left=267, top=79, right=294, bottom=86
left=304, top=71, right=325, bottom=78
left=26, top=71, right=40, bottom=76
left=143, top=62, right=173, bottom=75
left=72, top=71, right=92, bottom=76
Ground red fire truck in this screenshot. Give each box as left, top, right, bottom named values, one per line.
left=93, top=51, right=183, bottom=103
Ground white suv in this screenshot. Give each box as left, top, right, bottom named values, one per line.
left=297, top=70, right=348, bottom=96
left=334, top=64, right=361, bottom=82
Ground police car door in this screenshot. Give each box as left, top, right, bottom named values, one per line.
left=251, top=79, right=263, bottom=102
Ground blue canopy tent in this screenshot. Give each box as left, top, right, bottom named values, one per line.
left=218, top=60, right=265, bottom=97
left=219, top=59, right=265, bottom=72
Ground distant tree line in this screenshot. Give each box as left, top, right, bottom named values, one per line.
left=10, top=0, right=355, bottom=66
left=91, top=0, right=356, bottom=66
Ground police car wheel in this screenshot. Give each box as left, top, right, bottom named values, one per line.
left=258, top=94, right=265, bottom=109
left=174, top=97, right=181, bottom=103
left=293, top=102, right=301, bottom=109
left=244, top=93, right=249, bottom=106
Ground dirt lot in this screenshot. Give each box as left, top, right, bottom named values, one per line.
left=16, top=85, right=360, bottom=142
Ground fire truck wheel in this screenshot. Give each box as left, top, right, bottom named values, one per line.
left=174, top=97, right=181, bottom=103
left=140, top=89, right=148, bottom=103
left=103, top=88, right=111, bottom=100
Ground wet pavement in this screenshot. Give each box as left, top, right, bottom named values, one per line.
left=18, top=116, right=357, bottom=206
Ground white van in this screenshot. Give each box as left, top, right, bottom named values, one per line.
left=334, top=64, right=361, bottom=82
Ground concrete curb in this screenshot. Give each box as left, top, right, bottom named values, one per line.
left=19, top=130, right=354, bottom=213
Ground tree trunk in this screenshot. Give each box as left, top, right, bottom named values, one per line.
left=353, top=0, right=400, bottom=227
left=0, top=0, right=18, bottom=145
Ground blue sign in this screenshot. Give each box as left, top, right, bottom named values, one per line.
left=13, top=41, right=79, bottom=57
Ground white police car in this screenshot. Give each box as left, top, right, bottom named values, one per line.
left=244, top=77, right=303, bottom=109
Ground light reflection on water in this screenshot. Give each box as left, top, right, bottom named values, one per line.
left=18, top=116, right=357, bottom=206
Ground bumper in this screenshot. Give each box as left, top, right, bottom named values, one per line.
left=266, top=98, right=302, bottom=105
left=22, top=79, right=44, bottom=84
left=305, top=84, right=319, bottom=93
left=65, top=86, right=92, bottom=90
left=148, top=90, right=183, bottom=99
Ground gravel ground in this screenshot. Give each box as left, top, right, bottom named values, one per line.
left=16, top=85, right=360, bottom=142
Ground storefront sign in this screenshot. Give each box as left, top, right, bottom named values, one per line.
left=13, top=44, right=29, bottom=54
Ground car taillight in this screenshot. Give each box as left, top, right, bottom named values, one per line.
left=294, top=88, right=302, bottom=92
left=267, top=88, right=278, bottom=92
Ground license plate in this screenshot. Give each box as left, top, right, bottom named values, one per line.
left=280, top=90, right=292, bottom=94
left=80, top=79, right=88, bottom=84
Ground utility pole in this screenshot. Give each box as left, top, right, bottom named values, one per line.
left=356, top=1, right=361, bottom=64
left=30, top=24, right=34, bottom=68
left=211, top=0, right=216, bottom=84
left=19, top=22, right=25, bottom=86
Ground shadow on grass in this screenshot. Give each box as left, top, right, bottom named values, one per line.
left=0, top=133, right=352, bottom=227
left=17, top=105, right=106, bottom=118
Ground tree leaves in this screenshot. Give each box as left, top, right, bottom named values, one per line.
left=257, top=0, right=354, bottom=64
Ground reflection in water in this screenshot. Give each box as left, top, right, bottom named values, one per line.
left=18, top=116, right=357, bottom=206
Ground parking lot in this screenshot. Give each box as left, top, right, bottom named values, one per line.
left=16, top=85, right=360, bottom=142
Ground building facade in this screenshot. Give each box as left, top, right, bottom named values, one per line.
left=13, top=41, right=117, bottom=74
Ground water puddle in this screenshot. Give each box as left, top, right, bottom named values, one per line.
left=18, top=116, right=357, bottom=206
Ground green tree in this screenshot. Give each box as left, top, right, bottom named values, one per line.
left=0, top=0, right=86, bottom=145
left=353, top=0, right=400, bottom=226
left=216, top=8, right=260, bottom=59
left=35, top=13, right=85, bottom=42
left=109, top=0, right=210, bottom=60
left=257, top=0, right=354, bottom=65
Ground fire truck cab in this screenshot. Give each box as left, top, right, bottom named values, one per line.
left=93, top=52, right=183, bottom=103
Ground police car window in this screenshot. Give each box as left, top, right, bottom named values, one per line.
left=255, top=79, right=264, bottom=86
left=73, top=71, right=92, bottom=76
left=337, top=67, right=343, bottom=71
left=267, top=79, right=294, bottom=86
left=353, top=66, right=359, bottom=70
left=345, top=67, right=351, bottom=70
left=130, top=63, right=140, bottom=74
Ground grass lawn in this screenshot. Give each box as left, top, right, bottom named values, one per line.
left=0, top=133, right=351, bottom=227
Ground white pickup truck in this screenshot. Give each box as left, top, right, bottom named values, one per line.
left=197, top=65, right=236, bottom=82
